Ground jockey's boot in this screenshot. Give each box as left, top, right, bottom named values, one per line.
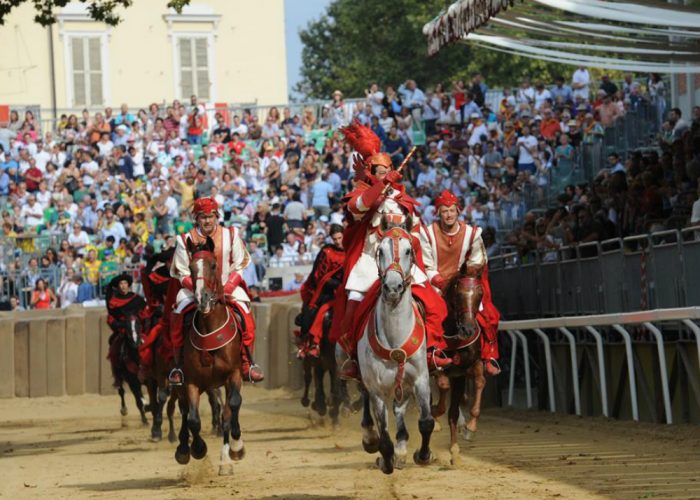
left=241, top=348, right=265, bottom=383
left=483, top=358, right=501, bottom=376
left=427, top=347, right=453, bottom=372
left=307, top=343, right=320, bottom=359
left=336, top=347, right=360, bottom=381
left=168, top=311, right=185, bottom=386
left=168, top=346, right=184, bottom=386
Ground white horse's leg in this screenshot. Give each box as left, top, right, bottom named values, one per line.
left=393, top=398, right=410, bottom=468
left=371, top=393, right=395, bottom=474
left=413, top=373, right=435, bottom=465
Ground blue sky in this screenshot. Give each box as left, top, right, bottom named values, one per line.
left=284, top=0, right=332, bottom=98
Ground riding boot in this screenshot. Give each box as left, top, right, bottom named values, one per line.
left=168, top=311, right=185, bottom=386
left=427, top=347, right=453, bottom=372
left=241, top=347, right=265, bottom=383
left=483, top=357, right=501, bottom=376
left=337, top=300, right=360, bottom=381
left=336, top=345, right=360, bottom=381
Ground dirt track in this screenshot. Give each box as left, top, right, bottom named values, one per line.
left=1, top=388, right=700, bottom=499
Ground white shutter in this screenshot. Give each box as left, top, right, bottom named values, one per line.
left=70, top=37, right=104, bottom=107
left=195, top=38, right=210, bottom=100
left=88, top=38, right=103, bottom=106
left=71, top=38, right=86, bottom=106
left=177, top=37, right=211, bottom=100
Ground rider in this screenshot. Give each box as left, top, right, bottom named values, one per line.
left=424, top=190, right=501, bottom=376
left=137, top=248, right=175, bottom=382
left=332, top=121, right=452, bottom=380
left=167, top=197, right=264, bottom=385
left=106, top=273, right=150, bottom=384
left=297, top=224, right=345, bottom=359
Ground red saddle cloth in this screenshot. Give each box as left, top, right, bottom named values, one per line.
left=189, top=306, right=239, bottom=352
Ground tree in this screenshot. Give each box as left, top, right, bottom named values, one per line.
left=0, top=0, right=190, bottom=26
left=296, top=0, right=573, bottom=99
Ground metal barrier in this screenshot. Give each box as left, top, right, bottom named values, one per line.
left=489, top=229, right=700, bottom=319
left=501, top=307, right=700, bottom=424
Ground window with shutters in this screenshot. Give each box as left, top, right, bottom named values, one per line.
left=69, top=36, right=105, bottom=107
left=177, top=37, right=211, bottom=101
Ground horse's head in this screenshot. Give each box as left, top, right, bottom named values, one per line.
left=187, top=236, right=221, bottom=314
left=448, top=265, right=484, bottom=339
left=376, top=226, right=413, bottom=306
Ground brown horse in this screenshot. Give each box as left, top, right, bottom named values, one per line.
left=432, top=265, right=486, bottom=459
left=141, top=249, right=223, bottom=442
left=174, top=237, right=245, bottom=476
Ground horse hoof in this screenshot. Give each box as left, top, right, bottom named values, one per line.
left=394, top=454, right=406, bottom=470
left=218, top=464, right=234, bottom=476
left=229, top=446, right=245, bottom=461
left=141, top=416, right=149, bottom=426
left=120, top=407, right=128, bottom=416
left=362, top=439, right=380, bottom=454
left=462, top=428, right=476, bottom=442
left=376, top=457, right=394, bottom=475
left=311, top=402, right=327, bottom=416
left=413, top=450, right=433, bottom=466
left=168, top=432, right=178, bottom=444
left=175, top=447, right=191, bottom=465
left=151, top=429, right=162, bottom=442
left=301, top=397, right=310, bottom=407
left=191, top=439, right=208, bottom=460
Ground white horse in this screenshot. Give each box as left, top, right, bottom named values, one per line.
left=356, top=226, right=435, bottom=474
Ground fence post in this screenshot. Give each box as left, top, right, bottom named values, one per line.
left=507, top=330, right=518, bottom=407
left=557, top=327, right=581, bottom=416
left=584, top=326, right=609, bottom=418
left=513, top=330, right=533, bottom=409
left=533, top=328, right=555, bottom=413
left=611, top=324, right=640, bottom=421
left=642, top=322, right=673, bottom=424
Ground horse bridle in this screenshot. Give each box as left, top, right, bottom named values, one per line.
left=376, top=227, right=414, bottom=290
left=191, top=250, right=221, bottom=309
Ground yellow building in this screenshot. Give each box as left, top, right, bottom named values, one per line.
left=0, top=0, right=288, bottom=117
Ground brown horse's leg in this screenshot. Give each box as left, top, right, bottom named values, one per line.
left=167, top=393, right=177, bottom=443
left=228, top=369, right=245, bottom=461
left=174, top=393, right=190, bottom=464
left=219, top=380, right=234, bottom=475
left=206, top=389, right=223, bottom=436
left=187, top=384, right=207, bottom=460
left=431, top=372, right=450, bottom=419
left=465, top=361, right=486, bottom=440
left=448, top=375, right=466, bottom=458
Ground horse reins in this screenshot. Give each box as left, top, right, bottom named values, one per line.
left=376, top=227, right=414, bottom=290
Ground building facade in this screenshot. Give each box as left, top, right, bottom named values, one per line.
left=0, top=0, right=288, bottom=117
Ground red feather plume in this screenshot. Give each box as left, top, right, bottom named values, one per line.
left=340, top=120, right=381, bottom=160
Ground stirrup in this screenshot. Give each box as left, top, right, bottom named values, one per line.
left=168, top=367, right=184, bottom=386
left=339, top=358, right=359, bottom=381
left=484, top=358, right=501, bottom=376
left=428, top=348, right=452, bottom=372
left=244, top=363, right=265, bottom=383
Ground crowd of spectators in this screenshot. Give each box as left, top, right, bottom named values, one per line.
left=0, top=68, right=699, bottom=309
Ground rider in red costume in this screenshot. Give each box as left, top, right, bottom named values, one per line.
left=331, top=121, right=452, bottom=380
left=167, top=197, right=264, bottom=385
left=297, top=224, right=345, bottom=359
left=424, top=190, right=501, bottom=375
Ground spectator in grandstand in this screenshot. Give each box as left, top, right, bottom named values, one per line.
left=30, top=278, right=56, bottom=310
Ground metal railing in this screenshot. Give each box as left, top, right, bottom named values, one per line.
left=489, top=228, right=700, bottom=320
left=500, top=307, right=700, bottom=424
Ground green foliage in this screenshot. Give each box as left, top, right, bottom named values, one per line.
left=0, top=0, right=190, bottom=26
left=296, top=0, right=572, bottom=99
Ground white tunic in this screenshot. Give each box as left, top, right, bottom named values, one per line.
left=171, top=225, right=251, bottom=310
left=345, top=188, right=432, bottom=294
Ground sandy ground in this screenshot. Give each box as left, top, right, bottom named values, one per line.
left=1, top=388, right=700, bottom=500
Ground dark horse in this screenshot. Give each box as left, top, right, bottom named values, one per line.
left=109, top=314, right=149, bottom=425
left=175, top=236, right=245, bottom=476
left=141, top=248, right=223, bottom=442
left=432, top=265, right=486, bottom=459
left=296, top=307, right=345, bottom=426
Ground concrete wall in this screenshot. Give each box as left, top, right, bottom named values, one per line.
left=0, top=0, right=288, bottom=113
left=0, top=300, right=302, bottom=399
